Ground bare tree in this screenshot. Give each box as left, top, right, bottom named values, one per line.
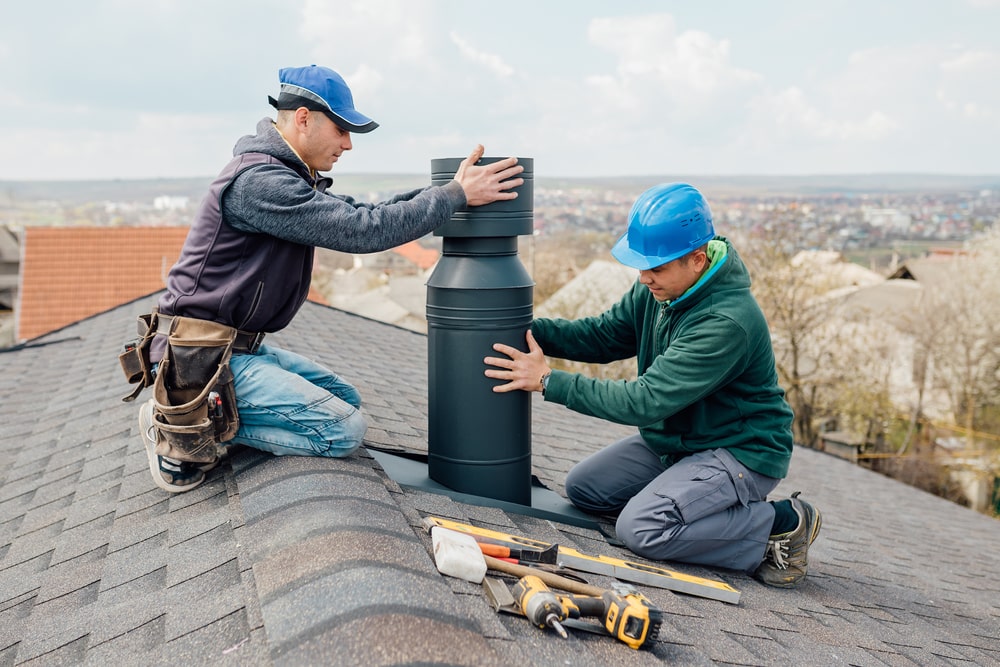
left=532, top=232, right=637, bottom=381
left=742, top=229, right=858, bottom=446
left=739, top=221, right=916, bottom=449
left=528, top=230, right=617, bottom=306
left=915, top=230, right=1000, bottom=447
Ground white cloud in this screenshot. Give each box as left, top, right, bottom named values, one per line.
left=449, top=32, right=515, bottom=78
left=1, top=1, right=997, bottom=179
left=936, top=48, right=1000, bottom=120
left=831, top=44, right=999, bottom=126
left=7, top=111, right=239, bottom=180
left=570, top=10, right=768, bottom=166
left=342, top=64, right=385, bottom=103
left=747, top=86, right=900, bottom=143
left=587, top=14, right=761, bottom=100
left=940, top=49, right=1000, bottom=72
left=292, top=0, right=463, bottom=147
left=727, top=38, right=1000, bottom=173
left=299, top=0, right=432, bottom=69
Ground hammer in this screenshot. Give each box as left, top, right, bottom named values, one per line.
left=431, top=525, right=605, bottom=597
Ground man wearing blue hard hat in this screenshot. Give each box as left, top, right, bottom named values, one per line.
left=131, top=65, right=522, bottom=495
left=485, top=183, right=821, bottom=588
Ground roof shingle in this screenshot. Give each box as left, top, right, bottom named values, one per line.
left=1, top=292, right=998, bottom=665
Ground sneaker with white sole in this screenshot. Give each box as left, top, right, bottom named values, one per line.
left=139, top=399, right=210, bottom=493
left=753, top=491, right=822, bottom=588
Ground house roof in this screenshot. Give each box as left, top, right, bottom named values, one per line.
left=830, top=278, right=924, bottom=323
left=0, top=227, right=19, bottom=263
left=886, top=255, right=963, bottom=285
left=392, top=240, right=439, bottom=271
left=536, top=259, right=637, bottom=320
left=0, top=226, right=21, bottom=264
left=2, top=294, right=999, bottom=665
left=16, top=226, right=191, bottom=342
left=0, top=227, right=18, bottom=311
left=15, top=227, right=327, bottom=343
left=791, top=250, right=885, bottom=291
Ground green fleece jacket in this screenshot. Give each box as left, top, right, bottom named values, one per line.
left=533, top=237, right=794, bottom=479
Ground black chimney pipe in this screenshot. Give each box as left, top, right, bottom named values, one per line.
left=426, top=157, right=534, bottom=505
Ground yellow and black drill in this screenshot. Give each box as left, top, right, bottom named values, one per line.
left=511, top=575, right=662, bottom=650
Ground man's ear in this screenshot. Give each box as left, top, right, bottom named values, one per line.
left=293, top=107, right=312, bottom=130
left=694, top=248, right=710, bottom=271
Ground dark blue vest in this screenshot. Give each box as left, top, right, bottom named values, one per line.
left=153, top=152, right=319, bottom=361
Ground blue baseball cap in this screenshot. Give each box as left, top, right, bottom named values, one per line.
left=268, top=65, right=378, bottom=133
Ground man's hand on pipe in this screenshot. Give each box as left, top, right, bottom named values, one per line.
left=484, top=330, right=551, bottom=393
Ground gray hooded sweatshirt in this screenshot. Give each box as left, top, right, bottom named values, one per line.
left=156, top=117, right=466, bottom=338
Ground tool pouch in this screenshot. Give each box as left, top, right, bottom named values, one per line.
left=118, top=313, right=158, bottom=402
left=151, top=316, right=240, bottom=463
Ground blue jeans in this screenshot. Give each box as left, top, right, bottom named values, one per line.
left=227, top=344, right=367, bottom=457
left=565, top=434, right=780, bottom=573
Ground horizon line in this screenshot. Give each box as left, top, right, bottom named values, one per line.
left=3, top=171, right=1000, bottom=185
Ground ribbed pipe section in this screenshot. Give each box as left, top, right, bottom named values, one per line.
left=426, top=157, right=534, bottom=504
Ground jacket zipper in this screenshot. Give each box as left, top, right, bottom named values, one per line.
left=238, top=281, right=265, bottom=330
left=654, top=302, right=669, bottom=357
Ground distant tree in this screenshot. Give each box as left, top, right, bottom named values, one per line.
left=911, top=229, right=1000, bottom=445
left=528, top=231, right=637, bottom=381
left=739, top=225, right=905, bottom=447
left=0, top=314, right=14, bottom=349
left=527, top=230, right=617, bottom=306
left=741, top=229, right=847, bottom=445
left=533, top=255, right=639, bottom=382
left=745, top=221, right=1000, bottom=514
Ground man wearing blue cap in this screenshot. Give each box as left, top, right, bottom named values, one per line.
left=484, top=183, right=822, bottom=588
left=138, top=65, right=523, bottom=495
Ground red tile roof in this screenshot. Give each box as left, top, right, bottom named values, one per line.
left=17, top=226, right=327, bottom=342
left=392, top=240, right=439, bottom=271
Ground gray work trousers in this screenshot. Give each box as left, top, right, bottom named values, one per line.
left=564, top=434, right=780, bottom=573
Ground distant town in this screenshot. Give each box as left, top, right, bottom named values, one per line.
left=2, top=173, right=999, bottom=273
left=3, top=174, right=999, bottom=515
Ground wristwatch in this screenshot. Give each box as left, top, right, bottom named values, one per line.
left=540, top=372, right=551, bottom=395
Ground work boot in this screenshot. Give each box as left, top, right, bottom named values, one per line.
left=754, top=492, right=822, bottom=588
left=139, top=399, right=209, bottom=493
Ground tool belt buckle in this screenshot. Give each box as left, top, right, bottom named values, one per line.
left=247, top=331, right=265, bottom=354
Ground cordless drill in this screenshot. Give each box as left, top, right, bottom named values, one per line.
left=511, top=575, right=662, bottom=650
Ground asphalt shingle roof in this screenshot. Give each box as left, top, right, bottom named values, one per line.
left=1, top=293, right=999, bottom=666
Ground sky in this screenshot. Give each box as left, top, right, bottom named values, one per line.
left=1, top=0, right=998, bottom=181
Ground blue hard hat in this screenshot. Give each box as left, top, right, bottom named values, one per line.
left=611, top=183, right=715, bottom=270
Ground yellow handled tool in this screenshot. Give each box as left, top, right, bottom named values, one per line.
left=511, top=574, right=662, bottom=650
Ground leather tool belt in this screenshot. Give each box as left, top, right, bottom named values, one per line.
left=156, top=315, right=266, bottom=355
left=119, top=312, right=247, bottom=462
